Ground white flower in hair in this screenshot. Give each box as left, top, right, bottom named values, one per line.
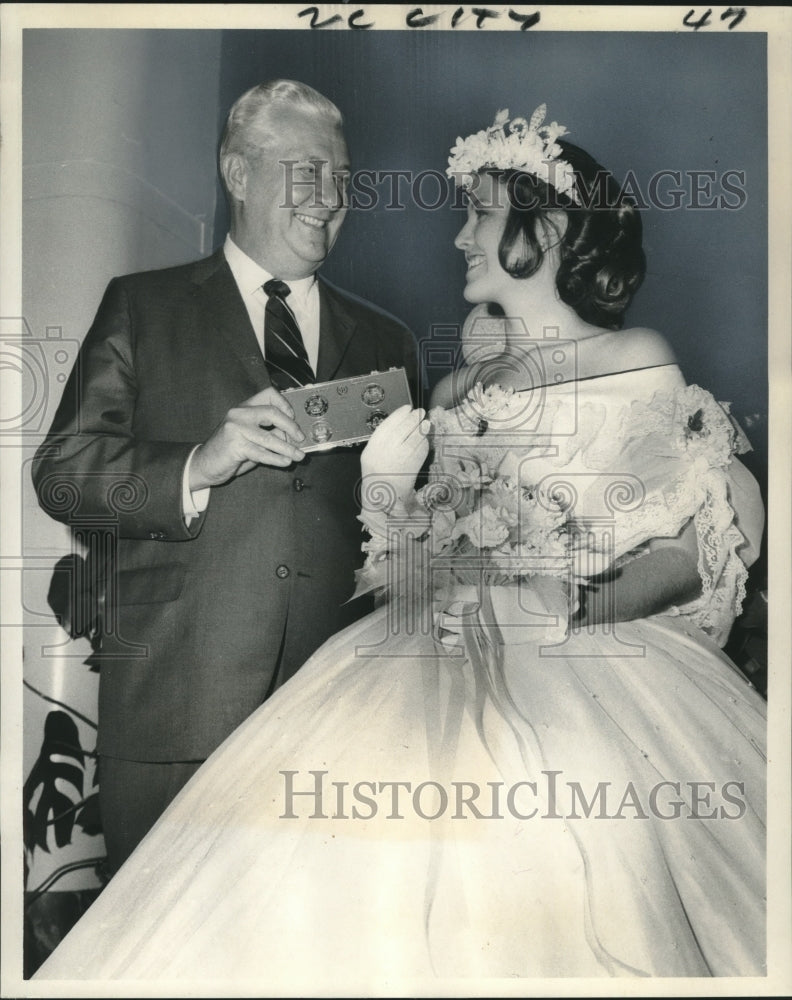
left=447, top=104, right=580, bottom=205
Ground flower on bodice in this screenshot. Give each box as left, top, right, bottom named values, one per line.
left=677, top=388, right=739, bottom=465
left=467, top=382, right=521, bottom=419
left=624, top=384, right=741, bottom=468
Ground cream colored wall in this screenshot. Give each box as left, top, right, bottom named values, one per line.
left=21, top=28, right=223, bottom=889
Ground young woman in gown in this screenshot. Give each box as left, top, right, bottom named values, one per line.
left=36, top=106, right=766, bottom=984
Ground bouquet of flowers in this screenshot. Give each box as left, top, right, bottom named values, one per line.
left=355, top=377, right=753, bottom=645
left=354, top=384, right=592, bottom=622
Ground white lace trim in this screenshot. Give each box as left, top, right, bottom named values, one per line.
left=670, top=470, right=749, bottom=641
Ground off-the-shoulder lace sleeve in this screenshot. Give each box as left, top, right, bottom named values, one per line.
left=574, top=384, right=760, bottom=644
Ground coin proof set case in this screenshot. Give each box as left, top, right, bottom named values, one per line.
left=282, top=367, right=413, bottom=451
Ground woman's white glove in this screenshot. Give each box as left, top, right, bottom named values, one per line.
left=360, top=405, right=431, bottom=512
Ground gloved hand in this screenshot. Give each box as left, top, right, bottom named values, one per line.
left=360, top=405, right=431, bottom=512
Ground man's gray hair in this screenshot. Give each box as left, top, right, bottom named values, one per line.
left=220, top=79, right=343, bottom=163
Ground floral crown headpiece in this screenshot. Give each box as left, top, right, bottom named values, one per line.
left=446, top=104, right=580, bottom=205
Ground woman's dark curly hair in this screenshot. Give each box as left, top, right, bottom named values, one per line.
left=487, top=140, right=646, bottom=330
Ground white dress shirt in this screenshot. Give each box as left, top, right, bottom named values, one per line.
left=182, top=237, right=321, bottom=522
left=222, top=235, right=321, bottom=371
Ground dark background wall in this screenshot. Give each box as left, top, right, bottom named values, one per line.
left=214, top=29, right=767, bottom=491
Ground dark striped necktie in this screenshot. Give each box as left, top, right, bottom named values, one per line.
left=262, top=278, right=315, bottom=389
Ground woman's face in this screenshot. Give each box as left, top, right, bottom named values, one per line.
left=454, top=173, right=513, bottom=305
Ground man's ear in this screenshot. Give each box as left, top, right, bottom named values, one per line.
left=221, top=152, right=248, bottom=203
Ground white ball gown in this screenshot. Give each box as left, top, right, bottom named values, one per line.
left=35, top=363, right=766, bottom=985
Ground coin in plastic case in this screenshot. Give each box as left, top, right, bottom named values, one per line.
left=366, top=410, right=388, bottom=431
left=361, top=383, right=385, bottom=407
left=310, top=420, right=333, bottom=443
left=305, top=393, right=329, bottom=417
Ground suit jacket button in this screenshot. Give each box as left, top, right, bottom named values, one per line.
left=276, top=564, right=290, bottom=579
left=293, top=478, right=305, bottom=492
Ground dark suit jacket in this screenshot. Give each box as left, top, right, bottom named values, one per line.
left=32, top=249, right=418, bottom=761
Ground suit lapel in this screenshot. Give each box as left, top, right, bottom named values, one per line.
left=193, top=252, right=272, bottom=392
left=316, top=280, right=358, bottom=382
left=191, top=257, right=364, bottom=388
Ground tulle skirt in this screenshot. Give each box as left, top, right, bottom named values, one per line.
left=36, top=603, right=766, bottom=985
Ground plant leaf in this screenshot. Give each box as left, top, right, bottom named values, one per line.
left=75, top=793, right=103, bottom=838
left=23, top=711, right=87, bottom=853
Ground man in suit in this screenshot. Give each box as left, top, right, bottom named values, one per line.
left=32, top=79, right=418, bottom=872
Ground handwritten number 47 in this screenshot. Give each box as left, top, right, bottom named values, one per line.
left=683, top=8, right=747, bottom=30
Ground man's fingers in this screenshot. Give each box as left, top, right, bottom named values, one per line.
left=239, top=404, right=305, bottom=444
left=242, top=386, right=296, bottom=420
left=239, top=426, right=304, bottom=465
left=238, top=441, right=299, bottom=469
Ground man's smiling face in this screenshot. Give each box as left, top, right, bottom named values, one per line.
left=231, top=108, right=349, bottom=279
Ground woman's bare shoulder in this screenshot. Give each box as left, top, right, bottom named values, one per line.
left=429, top=371, right=456, bottom=410
left=579, top=327, right=676, bottom=378
left=619, top=327, right=676, bottom=365
left=429, top=329, right=676, bottom=404
left=429, top=365, right=486, bottom=409
left=609, top=326, right=676, bottom=367
left=429, top=372, right=451, bottom=409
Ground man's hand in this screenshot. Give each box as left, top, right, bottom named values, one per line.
left=360, top=405, right=430, bottom=510
left=189, top=387, right=306, bottom=490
